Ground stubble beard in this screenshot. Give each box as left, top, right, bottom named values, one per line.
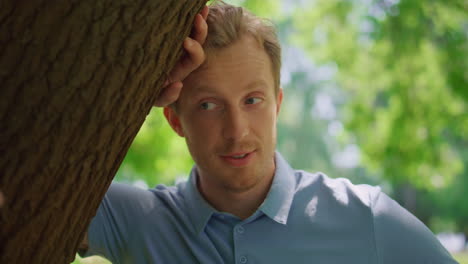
left=191, top=133, right=276, bottom=196
left=196, top=139, right=266, bottom=193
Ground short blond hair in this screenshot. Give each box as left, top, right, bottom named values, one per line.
left=205, top=1, right=281, bottom=93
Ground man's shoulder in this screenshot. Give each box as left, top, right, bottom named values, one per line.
left=104, top=181, right=188, bottom=213
left=293, top=170, right=382, bottom=208
left=150, top=180, right=190, bottom=206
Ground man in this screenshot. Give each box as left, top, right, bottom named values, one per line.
left=80, top=2, right=458, bottom=263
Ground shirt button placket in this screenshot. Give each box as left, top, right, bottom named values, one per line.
left=234, top=225, right=247, bottom=263
left=236, top=225, right=244, bottom=234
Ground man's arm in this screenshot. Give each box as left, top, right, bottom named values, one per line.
left=372, top=191, right=458, bottom=263
left=79, top=5, right=209, bottom=256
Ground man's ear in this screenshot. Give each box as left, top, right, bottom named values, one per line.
left=163, top=107, right=185, bottom=137
left=276, top=88, right=284, bottom=115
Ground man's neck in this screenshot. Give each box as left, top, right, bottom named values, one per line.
left=197, top=169, right=275, bottom=220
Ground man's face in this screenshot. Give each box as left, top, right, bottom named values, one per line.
left=165, top=35, right=283, bottom=194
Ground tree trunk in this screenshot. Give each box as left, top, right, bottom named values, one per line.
left=0, top=0, right=207, bottom=263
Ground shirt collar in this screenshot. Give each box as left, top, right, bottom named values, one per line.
left=258, top=152, right=296, bottom=225
left=182, top=167, right=216, bottom=235
left=182, top=152, right=296, bottom=234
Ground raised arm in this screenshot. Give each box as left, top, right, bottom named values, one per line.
left=78, top=5, right=209, bottom=254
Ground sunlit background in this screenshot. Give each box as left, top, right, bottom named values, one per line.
left=74, top=0, right=467, bottom=262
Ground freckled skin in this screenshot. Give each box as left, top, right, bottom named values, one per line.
left=165, top=35, right=283, bottom=217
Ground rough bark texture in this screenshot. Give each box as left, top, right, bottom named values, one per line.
left=0, top=0, right=207, bottom=263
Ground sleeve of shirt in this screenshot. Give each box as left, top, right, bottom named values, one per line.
left=371, top=190, right=459, bottom=264
left=79, top=182, right=147, bottom=263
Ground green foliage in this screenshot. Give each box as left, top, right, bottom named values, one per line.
left=115, top=108, right=193, bottom=187
left=216, top=0, right=282, bottom=18
left=290, top=0, right=467, bottom=190
left=72, top=255, right=110, bottom=264
left=242, top=0, right=282, bottom=18
left=454, top=251, right=468, bottom=264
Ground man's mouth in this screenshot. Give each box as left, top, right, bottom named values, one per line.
left=222, top=151, right=251, bottom=159
left=231, top=153, right=248, bottom=159
left=220, top=151, right=256, bottom=167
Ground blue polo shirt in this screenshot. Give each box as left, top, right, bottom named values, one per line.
left=83, top=153, right=457, bottom=263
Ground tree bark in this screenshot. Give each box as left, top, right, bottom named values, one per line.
left=0, top=0, right=207, bottom=263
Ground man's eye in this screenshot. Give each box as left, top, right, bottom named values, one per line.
left=200, top=102, right=217, bottom=110
left=245, top=97, right=262, bottom=105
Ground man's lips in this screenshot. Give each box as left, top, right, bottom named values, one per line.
left=220, top=150, right=256, bottom=167
left=221, top=151, right=250, bottom=157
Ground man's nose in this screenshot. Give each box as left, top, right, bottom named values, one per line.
left=222, top=107, right=249, bottom=141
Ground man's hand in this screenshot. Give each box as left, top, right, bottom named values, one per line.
left=154, top=6, right=209, bottom=107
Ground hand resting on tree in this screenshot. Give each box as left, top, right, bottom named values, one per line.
left=153, top=5, right=209, bottom=107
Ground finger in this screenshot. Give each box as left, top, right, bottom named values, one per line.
left=201, top=5, right=209, bottom=20
left=181, top=37, right=205, bottom=72
left=169, top=37, right=205, bottom=82
left=192, top=14, right=208, bottom=45
left=154, top=82, right=183, bottom=107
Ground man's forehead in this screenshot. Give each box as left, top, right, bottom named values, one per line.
left=181, top=35, right=275, bottom=97
left=190, top=79, right=270, bottom=94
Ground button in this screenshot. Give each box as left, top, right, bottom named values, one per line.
left=236, top=226, right=244, bottom=234
left=239, top=256, right=248, bottom=263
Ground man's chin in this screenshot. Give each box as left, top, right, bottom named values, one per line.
left=221, top=179, right=260, bottom=194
